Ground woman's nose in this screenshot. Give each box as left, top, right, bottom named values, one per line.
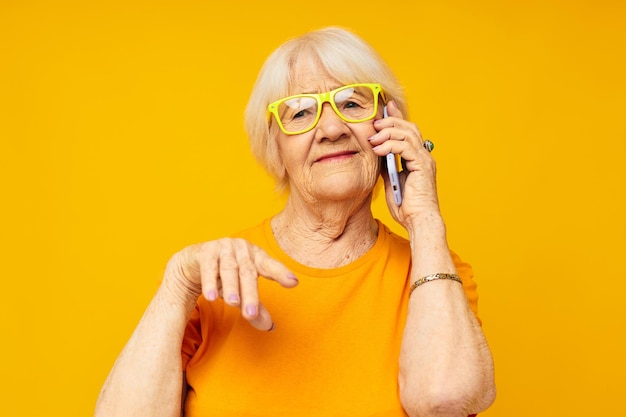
left=315, top=103, right=348, bottom=140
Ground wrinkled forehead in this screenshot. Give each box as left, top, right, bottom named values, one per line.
left=287, top=52, right=343, bottom=95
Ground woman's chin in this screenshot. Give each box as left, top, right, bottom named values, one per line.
left=310, top=178, right=375, bottom=202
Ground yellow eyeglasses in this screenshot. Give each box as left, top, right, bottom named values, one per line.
left=267, top=83, right=385, bottom=135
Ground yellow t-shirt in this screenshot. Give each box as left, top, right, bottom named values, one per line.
left=182, top=218, right=479, bottom=417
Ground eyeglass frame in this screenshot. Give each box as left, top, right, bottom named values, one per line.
left=266, top=83, right=386, bottom=135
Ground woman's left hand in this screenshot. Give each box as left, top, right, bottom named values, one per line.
left=369, top=100, right=441, bottom=228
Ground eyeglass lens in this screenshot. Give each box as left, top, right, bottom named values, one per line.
left=277, top=85, right=377, bottom=133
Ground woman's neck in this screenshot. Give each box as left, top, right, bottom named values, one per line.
left=271, top=193, right=379, bottom=268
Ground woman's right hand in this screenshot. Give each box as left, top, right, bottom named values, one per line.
left=162, top=238, right=298, bottom=331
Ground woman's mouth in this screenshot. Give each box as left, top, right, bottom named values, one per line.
left=314, top=151, right=357, bottom=163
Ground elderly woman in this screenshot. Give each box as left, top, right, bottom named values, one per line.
left=95, top=27, right=495, bottom=417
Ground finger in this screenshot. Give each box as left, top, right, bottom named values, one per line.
left=385, top=102, right=425, bottom=142
left=371, top=139, right=417, bottom=160
left=370, top=128, right=431, bottom=162
left=234, top=240, right=262, bottom=320
left=196, top=242, right=220, bottom=301
left=247, top=302, right=276, bottom=332
left=370, top=124, right=421, bottom=150
left=369, top=128, right=415, bottom=147
left=251, top=245, right=299, bottom=288
left=217, top=240, right=242, bottom=306
left=385, top=100, right=404, bottom=119
left=376, top=101, right=420, bottom=136
left=403, top=153, right=437, bottom=176
left=373, top=140, right=434, bottom=186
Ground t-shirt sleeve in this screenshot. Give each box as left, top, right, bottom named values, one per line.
left=181, top=302, right=203, bottom=369
left=450, top=250, right=481, bottom=324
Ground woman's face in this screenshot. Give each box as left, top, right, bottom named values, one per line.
left=275, top=56, right=382, bottom=204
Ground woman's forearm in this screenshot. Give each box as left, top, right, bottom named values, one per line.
left=399, top=214, right=495, bottom=417
left=95, top=280, right=197, bottom=417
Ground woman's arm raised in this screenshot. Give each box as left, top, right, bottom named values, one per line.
left=371, top=102, right=495, bottom=416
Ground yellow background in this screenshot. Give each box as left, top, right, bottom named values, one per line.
left=1, top=0, right=624, bottom=415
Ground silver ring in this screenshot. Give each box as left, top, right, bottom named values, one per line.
left=423, top=140, right=434, bottom=152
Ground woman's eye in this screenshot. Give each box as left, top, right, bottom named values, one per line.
left=342, top=100, right=365, bottom=110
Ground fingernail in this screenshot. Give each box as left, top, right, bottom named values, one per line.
left=246, top=304, right=258, bottom=317
left=267, top=322, right=276, bottom=332
left=227, top=294, right=240, bottom=304
left=206, top=290, right=218, bottom=301
left=374, top=119, right=382, bottom=126
left=287, top=273, right=299, bottom=283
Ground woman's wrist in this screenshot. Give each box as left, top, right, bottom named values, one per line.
left=405, top=210, right=447, bottom=239
left=160, top=255, right=203, bottom=314
left=406, top=211, right=457, bottom=278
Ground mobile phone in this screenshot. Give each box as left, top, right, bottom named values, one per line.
left=383, top=105, right=402, bottom=206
